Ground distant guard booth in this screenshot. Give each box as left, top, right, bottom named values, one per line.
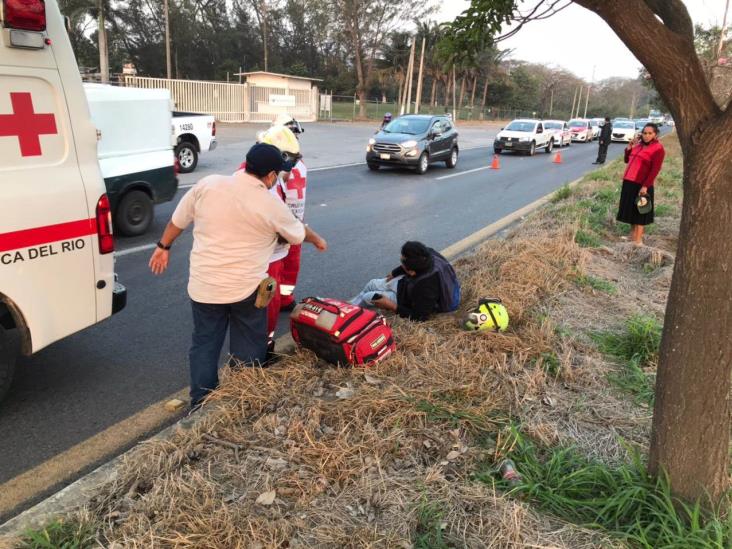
left=235, top=71, right=322, bottom=123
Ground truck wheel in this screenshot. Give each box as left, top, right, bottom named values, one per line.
left=415, top=152, right=430, bottom=174
left=0, top=325, right=17, bottom=404
left=528, top=141, right=536, bottom=156
left=545, top=139, right=554, bottom=153
left=445, top=147, right=458, bottom=168
left=116, top=190, right=154, bottom=236
left=176, top=142, right=198, bottom=173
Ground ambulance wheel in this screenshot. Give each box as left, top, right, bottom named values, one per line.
left=0, top=326, right=17, bottom=404
left=116, top=190, right=154, bottom=236
left=176, top=142, right=198, bottom=173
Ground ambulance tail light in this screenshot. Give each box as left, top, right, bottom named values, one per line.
left=3, top=0, right=47, bottom=32
left=96, top=194, right=115, bottom=254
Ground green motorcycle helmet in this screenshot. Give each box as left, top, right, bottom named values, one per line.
left=462, top=298, right=509, bottom=332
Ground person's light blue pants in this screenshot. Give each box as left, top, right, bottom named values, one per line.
left=350, top=276, right=401, bottom=307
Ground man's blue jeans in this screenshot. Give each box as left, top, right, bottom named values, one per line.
left=189, top=292, right=267, bottom=407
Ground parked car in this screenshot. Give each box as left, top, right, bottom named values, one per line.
left=589, top=119, right=601, bottom=140
left=568, top=119, right=594, bottom=142
left=493, top=119, right=555, bottom=156
left=543, top=120, right=572, bottom=147
left=84, top=84, right=178, bottom=236
left=648, top=110, right=665, bottom=125
left=366, top=114, right=458, bottom=174
left=635, top=118, right=650, bottom=131
left=611, top=120, right=637, bottom=142
left=173, top=111, right=217, bottom=173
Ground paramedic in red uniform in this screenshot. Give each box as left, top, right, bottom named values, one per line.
left=615, top=122, right=666, bottom=246
left=275, top=114, right=307, bottom=312
left=239, top=123, right=313, bottom=351
left=149, top=143, right=327, bottom=408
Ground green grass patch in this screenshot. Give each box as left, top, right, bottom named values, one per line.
left=595, top=315, right=662, bottom=367
left=551, top=184, right=573, bottom=203
left=20, top=519, right=96, bottom=549
left=414, top=497, right=450, bottom=549
left=654, top=203, right=674, bottom=217
left=594, top=315, right=662, bottom=405
left=574, top=273, right=617, bottom=294
left=537, top=351, right=562, bottom=378
left=476, top=430, right=732, bottom=548
left=575, top=229, right=602, bottom=248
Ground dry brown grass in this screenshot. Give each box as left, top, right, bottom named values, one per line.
left=45, top=136, right=684, bottom=548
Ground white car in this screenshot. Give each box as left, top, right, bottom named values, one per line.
left=568, top=119, right=593, bottom=142
left=611, top=120, right=637, bottom=142
left=589, top=118, right=601, bottom=140
left=173, top=111, right=217, bottom=173
left=493, top=119, right=555, bottom=156
left=543, top=120, right=572, bottom=147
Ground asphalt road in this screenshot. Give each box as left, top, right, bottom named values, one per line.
left=0, top=131, right=631, bottom=521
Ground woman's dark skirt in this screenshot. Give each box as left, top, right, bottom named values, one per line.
left=617, top=180, right=654, bottom=225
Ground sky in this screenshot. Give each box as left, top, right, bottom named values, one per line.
left=437, top=1, right=730, bottom=81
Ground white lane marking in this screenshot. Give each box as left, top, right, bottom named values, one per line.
left=435, top=166, right=491, bottom=180
left=115, top=243, right=157, bottom=257
left=177, top=144, right=494, bottom=188
left=125, top=145, right=497, bottom=256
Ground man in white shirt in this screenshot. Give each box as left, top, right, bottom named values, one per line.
left=149, top=143, right=327, bottom=408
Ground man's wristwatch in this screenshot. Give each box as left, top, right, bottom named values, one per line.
left=157, top=241, right=172, bottom=251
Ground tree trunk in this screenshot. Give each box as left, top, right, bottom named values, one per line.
left=458, top=74, right=466, bottom=109
left=443, top=76, right=450, bottom=109
left=470, top=74, right=477, bottom=108
left=430, top=78, right=437, bottom=107
left=481, top=78, right=489, bottom=109
left=648, top=127, right=732, bottom=504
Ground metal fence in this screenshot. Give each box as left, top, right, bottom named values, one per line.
left=318, top=96, right=549, bottom=122
left=123, top=76, right=319, bottom=123
left=123, top=76, right=248, bottom=122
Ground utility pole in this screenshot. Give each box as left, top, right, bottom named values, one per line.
left=163, top=0, right=171, bottom=79
left=452, top=66, right=457, bottom=121
left=718, top=0, right=730, bottom=58
left=415, top=37, right=426, bottom=114
left=402, top=40, right=415, bottom=115
left=262, top=0, right=269, bottom=72
left=575, top=86, right=583, bottom=118
left=549, top=87, right=554, bottom=117
left=97, top=0, right=109, bottom=82
left=629, top=90, right=637, bottom=118
left=570, top=86, right=578, bottom=119
left=583, top=65, right=595, bottom=118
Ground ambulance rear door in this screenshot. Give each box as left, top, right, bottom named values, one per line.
left=0, top=4, right=98, bottom=353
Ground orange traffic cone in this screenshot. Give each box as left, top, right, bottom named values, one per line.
left=553, top=151, right=562, bottom=164
left=490, top=154, right=500, bottom=169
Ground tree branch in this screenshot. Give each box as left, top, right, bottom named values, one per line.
left=642, top=0, right=694, bottom=42
left=574, top=0, right=719, bottom=148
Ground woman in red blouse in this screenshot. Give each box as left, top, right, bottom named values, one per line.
left=616, top=123, right=665, bottom=245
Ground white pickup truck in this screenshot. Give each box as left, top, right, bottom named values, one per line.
left=173, top=112, right=217, bottom=173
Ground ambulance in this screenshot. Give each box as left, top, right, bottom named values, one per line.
left=0, top=0, right=127, bottom=402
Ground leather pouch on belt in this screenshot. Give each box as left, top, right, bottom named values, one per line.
left=255, top=277, right=277, bottom=308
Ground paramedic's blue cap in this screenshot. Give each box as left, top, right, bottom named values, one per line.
left=245, top=143, right=284, bottom=176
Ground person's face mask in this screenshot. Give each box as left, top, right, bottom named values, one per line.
left=263, top=171, right=278, bottom=188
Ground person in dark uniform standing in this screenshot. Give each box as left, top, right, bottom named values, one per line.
left=593, top=116, right=612, bottom=164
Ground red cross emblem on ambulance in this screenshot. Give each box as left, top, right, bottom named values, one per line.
left=0, top=92, right=58, bottom=157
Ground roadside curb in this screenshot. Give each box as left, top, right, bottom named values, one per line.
left=0, top=172, right=586, bottom=540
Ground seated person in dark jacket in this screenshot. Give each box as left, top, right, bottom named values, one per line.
left=350, top=241, right=441, bottom=321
